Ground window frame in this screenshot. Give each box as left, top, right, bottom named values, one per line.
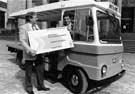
left=96, top=10, right=121, bottom=44
left=62, top=7, right=94, bottom=43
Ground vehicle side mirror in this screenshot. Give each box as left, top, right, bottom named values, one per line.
left=86, top=16, right=93, bottom=26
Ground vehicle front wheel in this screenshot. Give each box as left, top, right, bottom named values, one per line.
left=66, top=69, right=88, bottom=94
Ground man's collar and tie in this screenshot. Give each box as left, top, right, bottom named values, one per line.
left=32, top=24, right=40, bottom=30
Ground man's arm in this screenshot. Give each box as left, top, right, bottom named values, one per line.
left=19, top=26, right=36, bottom=56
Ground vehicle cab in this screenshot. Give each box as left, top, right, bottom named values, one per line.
left=57, top=1, right=124, bottom=93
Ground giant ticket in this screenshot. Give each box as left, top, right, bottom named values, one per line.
left=28, top=27, right=74, bottom=54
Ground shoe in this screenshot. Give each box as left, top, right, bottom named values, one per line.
left=37, top=87, right=50, bottom=91
left=27, top=91, right=34, bottom=94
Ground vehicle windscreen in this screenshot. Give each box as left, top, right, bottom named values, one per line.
left=97, top=11, right=121, bottom=43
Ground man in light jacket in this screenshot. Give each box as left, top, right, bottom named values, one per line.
left=19, top=11, right=50, bottom=94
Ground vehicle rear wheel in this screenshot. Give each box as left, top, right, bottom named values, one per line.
left=16, top=51, right=24, bottom=70
left=66, top=69, right=88, bottom=94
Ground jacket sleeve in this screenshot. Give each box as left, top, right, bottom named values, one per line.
left=19, top=26, right=31, bottom=53
left=19, top=26, right=27, bottom=41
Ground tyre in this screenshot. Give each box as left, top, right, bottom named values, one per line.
left=16, top=51, right=24, bottom=70
left=64, top=68, right=88, bottom=94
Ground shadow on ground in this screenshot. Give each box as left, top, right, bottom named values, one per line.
left=8, top=58, right=18, bottom=65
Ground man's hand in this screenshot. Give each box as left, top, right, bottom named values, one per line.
left=27, top=49, right=37, bottom=56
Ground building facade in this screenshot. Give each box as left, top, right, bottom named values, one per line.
left=7, top=0, right=66, bottom=29
left=0, top=1, right=7, bottom=31
left=122, top=0, right=135, bottom=33
left=121, top=0, right=135, bottom=52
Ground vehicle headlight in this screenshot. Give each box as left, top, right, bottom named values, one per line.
left=101, top=65, right=107, bottom=77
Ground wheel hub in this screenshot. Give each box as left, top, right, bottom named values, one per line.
left=71, top=74, right=79, bottom=86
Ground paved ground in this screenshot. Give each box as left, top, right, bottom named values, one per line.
left=0, top=39, right=72, bottom=94
left=0, top=37, right=135, bottom=94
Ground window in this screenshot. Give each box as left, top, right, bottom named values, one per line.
left=63, top=10, right=75, bottom=27
left=97, top=11, right=121, bottom=43
left=121, top=7, right=134, bottom=33
left=63, top=8, right=94, bottom=42
left=73, top=8, right=94, bottom=42
left=0, top=11, right=5, bottom=28
left=63, top=10, right=75, bottom=38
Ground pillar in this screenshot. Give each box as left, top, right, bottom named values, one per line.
left=5, top=12, right=7, bottom=28
left=117, top=0, right=122, bottom=13
left=26, top=0, right=32, bottom=8
left=41, top=0, right=48, bottom=29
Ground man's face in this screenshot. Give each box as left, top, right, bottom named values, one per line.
left=64, top=16, right=71, bottom=25
left=30, top=14, right=38, bottom=24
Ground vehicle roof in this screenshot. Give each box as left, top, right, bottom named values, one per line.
left=9, top=0, right=120, bottom=21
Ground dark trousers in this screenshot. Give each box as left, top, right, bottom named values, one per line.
left=25, top=58, right=44, bottom=92
left=48, top=52, right=58, bottom=73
